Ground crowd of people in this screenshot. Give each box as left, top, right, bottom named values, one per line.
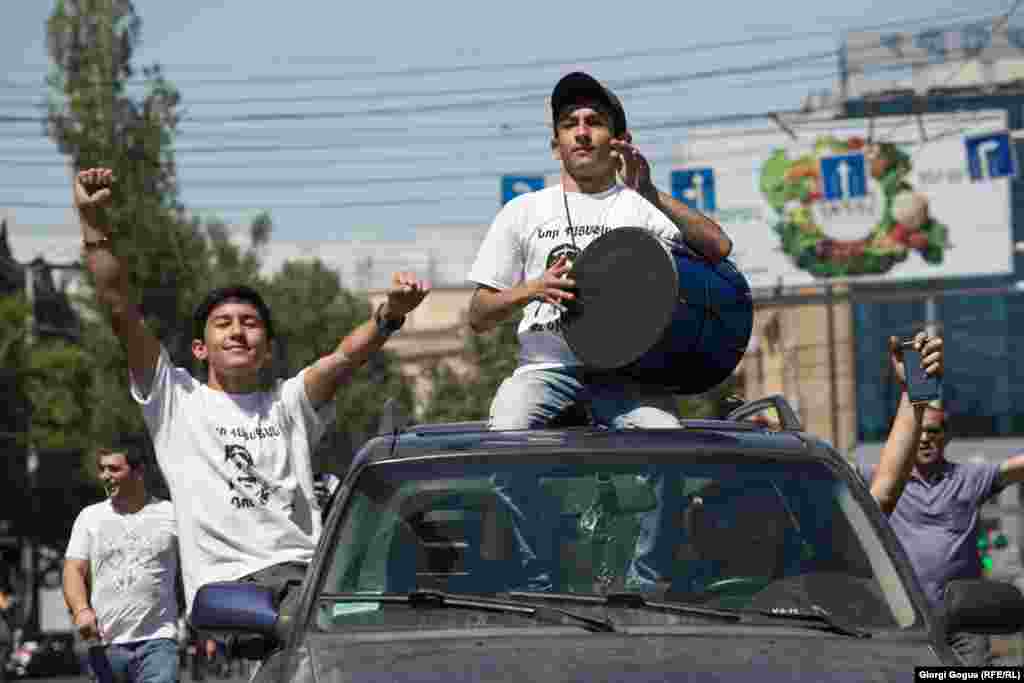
left=31, top=69, right=1017, bottom=683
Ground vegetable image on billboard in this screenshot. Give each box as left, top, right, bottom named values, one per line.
left=758, top=135, right=949, bottom=277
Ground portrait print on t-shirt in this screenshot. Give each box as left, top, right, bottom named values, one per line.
left=216, top=422, right=293, bottom=513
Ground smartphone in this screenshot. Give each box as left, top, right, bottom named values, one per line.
left=902, top=339, right=942, bottom=405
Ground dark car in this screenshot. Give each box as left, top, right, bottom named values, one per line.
left=5, top=632, right=80, bottom=679
left=192, top=396, right=1024, bottom=682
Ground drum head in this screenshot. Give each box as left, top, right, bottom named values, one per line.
left=562, top=227, right=679, bottom=370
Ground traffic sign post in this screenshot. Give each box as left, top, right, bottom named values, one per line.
left=819, top=153, right=867, bottom=201
left=965, top=131, right=1018, bottom=181
left=671, top=168, right=717, bottom=213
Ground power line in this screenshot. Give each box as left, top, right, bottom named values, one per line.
left=0, top=33, right=1006, bottom=138
left=0, top=66, right=842, bottom=149
left=0, top=193, right=497, bottom=212
left=0, top=101, right=800, bottom=157
left=2, top=50, right=841, bottom=126
left=0, top=6, right=1002, bottom=93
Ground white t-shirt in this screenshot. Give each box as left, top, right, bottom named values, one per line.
left=65, top=498, right=178, bottom=644
left=131, top=347, right=336, bottom=612
left=467, top=183, right=682, bottom=373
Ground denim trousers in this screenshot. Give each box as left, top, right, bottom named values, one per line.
left=95, top=637, right=178, bottom=683
left=488, top=368, right=685, bottom=591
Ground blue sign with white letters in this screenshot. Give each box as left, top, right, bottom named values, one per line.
left=819, top=153, right=867, bottom=201
left=965, top=132, right=1017, bottom=181
left=501, top=175, right=545, bottom=204
left=671, top=168, right=716, bottom=213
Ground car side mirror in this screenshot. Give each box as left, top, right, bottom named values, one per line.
left=944, top=579, right=1024, bottom=635
left=190, top=582, right=279, bottom=637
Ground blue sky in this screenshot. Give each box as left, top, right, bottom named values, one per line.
left=0, top=0, right=1013, bottom=263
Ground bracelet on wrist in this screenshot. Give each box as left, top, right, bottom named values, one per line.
left=82, top=236, right=113, bottom=251
left=73, top=606, right=93, bottom=619
left=374, top=302, right=406, bottom=337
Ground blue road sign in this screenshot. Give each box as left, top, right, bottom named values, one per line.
left=670, top=168, right=716, bottom=213
left=501, top=175, right=545, bottom=204
left=819, top=153, right=867, bottom=201
left=965, top=131, right=1017, bottom=181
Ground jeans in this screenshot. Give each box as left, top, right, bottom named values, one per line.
left=488, top=368, right=683, bottom=591
left=96, top=638, right=178, bottom=683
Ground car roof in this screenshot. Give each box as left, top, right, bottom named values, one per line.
left=356, top=428, right=843, bottom=475
left=352, top=394, right=846, bottom=470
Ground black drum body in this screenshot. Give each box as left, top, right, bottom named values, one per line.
left=562, top=227, right=753, bottom=395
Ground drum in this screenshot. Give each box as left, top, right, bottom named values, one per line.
left=561, top=227, right=753, bottom=394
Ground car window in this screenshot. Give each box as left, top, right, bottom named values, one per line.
left=315, top=454, right=923, bottom=632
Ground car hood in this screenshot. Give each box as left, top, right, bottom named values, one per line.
left=303, top=627, right=942, bottom=683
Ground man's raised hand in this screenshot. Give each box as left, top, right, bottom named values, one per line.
left=386, top=271, right=431, bottom=318
left=74, top=168, right=114, bottom=212
left=610, top=136, right=654, bottom=199
left=889, top=333, right=943, bottom=388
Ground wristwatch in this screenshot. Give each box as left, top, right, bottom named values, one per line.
left=374, top=302, right=406, bottom=337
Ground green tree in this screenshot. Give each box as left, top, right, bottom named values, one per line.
left=48, top=0, right=195, bottom=446
left=419, top=320, right=518, bottom=423
left=0, top=294, right=95, bottom=546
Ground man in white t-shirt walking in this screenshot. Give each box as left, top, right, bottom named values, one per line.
left=71, top=168, right=430, bottom=647
left=466, top=71, right=734, bottom=590
left=64, top=446, right=178, bottom=683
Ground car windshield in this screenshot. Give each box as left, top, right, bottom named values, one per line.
left=315, top=453, right=922, bottom=633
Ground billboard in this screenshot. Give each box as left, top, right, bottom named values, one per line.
left=672, top=109, right=1014, bottom=290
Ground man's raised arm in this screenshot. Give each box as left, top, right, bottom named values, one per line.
left=869, top=334, right=944, bottom=515
left=303, top=271, right=430, bottom=409
left=75, top=168, right=161, bottom=389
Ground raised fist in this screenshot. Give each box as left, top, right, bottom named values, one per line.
left=74, top=168, right=114, bottom=211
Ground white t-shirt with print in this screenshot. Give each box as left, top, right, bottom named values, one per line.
left=65, top=498, right=178, bottom=644
left=467, top=183, right=682, bottom=373
left=131, top=347, right=335, bottom=612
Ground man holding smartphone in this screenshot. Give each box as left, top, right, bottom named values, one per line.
left=858, top=333, right=1024, bottom=665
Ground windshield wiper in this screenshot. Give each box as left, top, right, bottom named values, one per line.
left=320, top=590, right=616, bottom=633
left=748, top=604, right=870, bottom=638
left=505, top=591, right=740, bottom=623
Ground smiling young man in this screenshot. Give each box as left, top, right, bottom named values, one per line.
left=63, top=447, right=179, bottom=683
left=465, top=72, right=732, bottom=591
left=73, top=168, right=430, bottom=620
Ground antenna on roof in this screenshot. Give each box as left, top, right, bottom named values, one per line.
left=376, top=397, right=409, bottom=436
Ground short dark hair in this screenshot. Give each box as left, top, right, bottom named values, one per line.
left=192, top=285, right=275, bottom=342
left=95, top=446, right=145, bottom=471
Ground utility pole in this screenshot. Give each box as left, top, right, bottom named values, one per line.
left=826, top=283, right=840, bottom=450
left=21, top=260, right=39, bottom=634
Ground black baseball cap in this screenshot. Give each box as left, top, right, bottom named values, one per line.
left=551, top=72, right=627, bottom=137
